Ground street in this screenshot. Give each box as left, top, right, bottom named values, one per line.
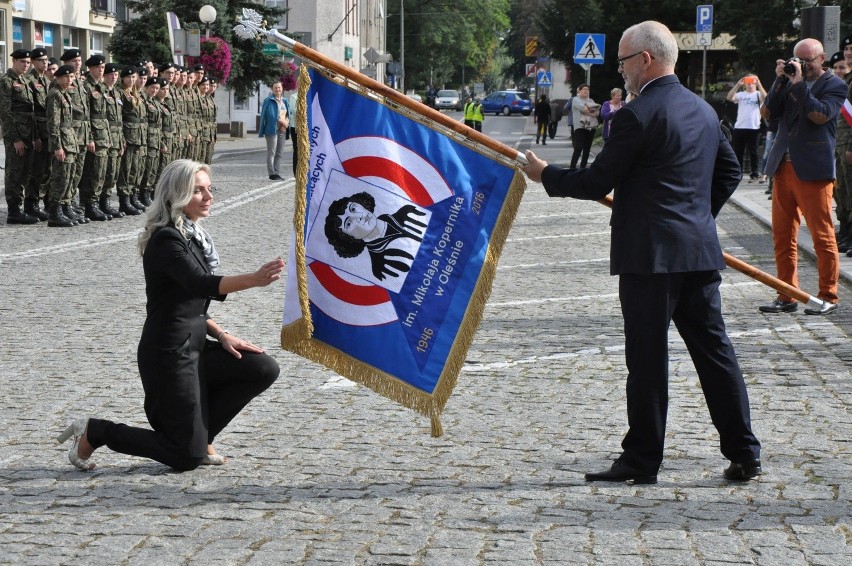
left=1, top=118, right=850, bottom=565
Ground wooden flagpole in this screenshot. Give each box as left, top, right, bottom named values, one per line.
left=234, top=9, right=827, bottom=312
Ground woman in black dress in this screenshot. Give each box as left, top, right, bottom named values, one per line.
left=58, top=159, right=285, bottom=471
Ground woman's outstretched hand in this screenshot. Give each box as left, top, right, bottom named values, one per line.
left=252, top=257, right=285, bottom=287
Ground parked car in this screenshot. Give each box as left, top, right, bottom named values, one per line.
left=406, top=93, right=423, bottom=103
left=434, top=89, right=462, bottom=111
left=481, top=90, right=533, bottom=116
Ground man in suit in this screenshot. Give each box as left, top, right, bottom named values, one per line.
left=759, top=39, right=848, bottom=315
left=522, top=21, right=762, bottom=484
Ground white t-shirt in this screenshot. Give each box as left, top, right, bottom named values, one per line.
left=734, top=91, right=762, bottom=130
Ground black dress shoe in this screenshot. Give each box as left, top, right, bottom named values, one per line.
left=269, top=174, right=283, bottom=181
left=585, top=459, right=657, bottom=484
left=758, top=299, right=797, bottom=313
left=804, top=302, right=838, bottom=315
left=724, top=459, right=762, bottom=481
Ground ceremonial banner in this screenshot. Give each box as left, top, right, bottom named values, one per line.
left=282, top=67, right=525, bottom=435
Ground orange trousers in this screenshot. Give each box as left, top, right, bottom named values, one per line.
left=771, top=161, right=839, bottom=304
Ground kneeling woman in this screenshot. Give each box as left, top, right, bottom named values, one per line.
left=58, top=159, right=285, bottom=471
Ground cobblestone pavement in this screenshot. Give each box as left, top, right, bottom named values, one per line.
left=0, top=138, right=850, bottom=565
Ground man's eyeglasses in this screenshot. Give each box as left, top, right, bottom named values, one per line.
left=617, top=50, right=653, bottom=68
left=799, top=53, right=824, bottom=64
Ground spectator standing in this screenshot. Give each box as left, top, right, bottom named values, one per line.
left=727, top=75, right=767, bottom=181
left=829, top=41, right=852, bottom=255
left=570, top=84, right=599, bottom=168
left=259, top=81, right=290, bottom=181
left=759, top=39, right=847, bottom=315
left=600, top=88, right=624, bottom=141
left=534, top=94, right=551, bottom=145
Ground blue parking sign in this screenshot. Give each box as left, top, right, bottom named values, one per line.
left=696, top=5, right=713, bottom=33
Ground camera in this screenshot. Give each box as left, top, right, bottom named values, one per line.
left=783, top=57, right=801, bottom=76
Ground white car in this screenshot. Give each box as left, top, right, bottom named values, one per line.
left=434, top=89, right=462, bottom=111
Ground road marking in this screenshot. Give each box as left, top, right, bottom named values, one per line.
left=498, top=257, right=609, bottom=270
left=0, top=181, right=294, bottom=263
left=507, top=230, right=610, bottom=243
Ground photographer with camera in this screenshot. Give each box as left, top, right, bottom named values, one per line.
left=759, top=38, right=848, bottom=315
left=727, top=75, right=766, bottom=181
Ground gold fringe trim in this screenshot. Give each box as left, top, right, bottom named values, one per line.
left=280, top=65, right=528, bottom=436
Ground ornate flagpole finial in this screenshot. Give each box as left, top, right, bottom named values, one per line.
left=233, top=8, right=266, bottom=41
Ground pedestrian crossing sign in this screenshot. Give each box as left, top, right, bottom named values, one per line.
left=574, top=33, right=605, bottom=65
left=537, top=71, right=552, bottom=87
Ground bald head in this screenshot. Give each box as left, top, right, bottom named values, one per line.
left=622, top=21, right=679, bottom=71
left=793, top=38, right=826, bottom=81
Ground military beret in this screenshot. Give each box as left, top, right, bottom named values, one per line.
left=193, top=64, right=205, bottom=72
left=829, top=52, right=844, bottom=67
left=30, top=47, right=48, bottom=60
left=842, top=36, right=852, bottom=49
left=119, top=67, right=137, bottom=78
left=60, top=49, right=81, bottom=61
left=135, top=60, right=148, bottom=68
left=104, top=63, right=121, bottom=74
left=10, top=49, right=30, bottom=59
left=85, top=54, right=105, bottom=67
left=48, top=57, right=60, bottom=66
left=54, top=65, right=75, bottom=78
left=158, top=62, right=175, bottom=73
left=146, top=77, right=164, bottom=87
left=137, top=67, right=148, bottom=77
left=157, top=78, right=169, bottom=88
left=209, top=78, right=218, bottom=85
left=197, top=75, right=209, bottom=84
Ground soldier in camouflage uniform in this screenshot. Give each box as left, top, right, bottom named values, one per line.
left=60, top=49, right=90, bottom=224
left=0, top=49, right=38, bottom=224
left=208, top=77, right=219, bottom=161
left=45, top=65, right=79, bottom=227
left=116, top=68, right=144, bottom=216
left=25, top=47, right=51, bottom=221
left=195, top=75, right=214, bottom=165
left=182, top=68, right=199, bottom=160
left=157, top=63, right=179, bottom=165
left=154, top=78, right=174, bottom=184
left=100, top=63, right=125, bottom=219
left=78, top=54, right=112, bottom=221
left=139, top=77, right=164, bottom=203
left=832, top=37, right=852, bottom=256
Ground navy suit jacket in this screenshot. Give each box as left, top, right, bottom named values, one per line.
left=763, top=71, right=848, bottom=181
left=541, top=74, right=741, bottom=275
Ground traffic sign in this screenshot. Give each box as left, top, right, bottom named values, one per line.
left=525, top=36, right=538, bottom=57
left=536, top=71, right=552, bottom=87
left=574, top=33, right=605, bottom=65
left=525, top=63, right=537, bottom=77
left=696, top=5, right=713, bottom=34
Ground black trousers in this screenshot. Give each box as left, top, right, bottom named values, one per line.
left=618, top=271, right=761, bottom=473
left=732, top=128, right=760, bottom=178
left=88, top=341, right=279, bottom=471
left=570, top=127, right=595, bottom=168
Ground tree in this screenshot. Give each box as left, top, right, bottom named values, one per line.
left=108, top=0, right=286, bottom=100
left=385, top=0, right=510, bottom=91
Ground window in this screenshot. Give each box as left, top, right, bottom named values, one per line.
left=90, top=31, right=104, bottom=54
left=234, top=97, right=250, bottom=110
left=0, top=10, right=6, bottom=74
left=91, top=0, right=116, bottom=13
left=264, top=0, right=288, bottom=30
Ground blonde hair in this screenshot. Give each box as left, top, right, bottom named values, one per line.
left=137, top=159, right=211, bottom=256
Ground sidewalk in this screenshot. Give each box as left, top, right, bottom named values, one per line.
left=729, top=178, right=852, bottom=286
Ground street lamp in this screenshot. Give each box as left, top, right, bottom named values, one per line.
left=199, top=4, right=217, bottom=39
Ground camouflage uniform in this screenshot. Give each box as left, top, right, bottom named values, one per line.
left=835, top=72, right=852, bottom=251
left=78, top=74, right=113, bottom=220
left=101, top=80, right=125, bottom=218
left=68, top=75, right=91, bottom=202
left=0, top=65, right=36, bottom=218
left=140, top=92, right=164, bottom=197
left=157, top=95, right=175, bottom=182
left=184, top=85, right=200, bottom=160
left=116, top=87, right=146, bottom=215
left=26, top=66, right=51, bottom=218
left=45, top=83, right=79, bottom=226
left=197, top=86, right=215, bottom=165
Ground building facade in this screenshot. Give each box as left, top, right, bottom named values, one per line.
left=0, top=0, right=118, bottom=72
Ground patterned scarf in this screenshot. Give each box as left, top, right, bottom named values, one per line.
left=183, top=217, right=220, bottom=272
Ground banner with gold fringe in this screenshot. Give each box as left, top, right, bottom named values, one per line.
left=282, top=67, right=525, bottom=436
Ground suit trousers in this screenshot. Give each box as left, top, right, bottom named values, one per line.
left=618, top=271, right=760, bottom=473
left=87, top=341, right=279, bottom=471
left=771, top=161, right=839, bottom=303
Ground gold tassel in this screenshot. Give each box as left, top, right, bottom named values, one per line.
left=293, top=64, right=312, bottom=339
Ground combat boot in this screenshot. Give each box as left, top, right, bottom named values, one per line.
left=62, top=203, right=89, bottom=224
left=130, top=193, right=147, bottom=212
left=139, top=190, right=152, bottom=207
left=119, top=195, right=142, bottom=216
left=24, top=198, right=49, bottom=221
left=84, top=202, right=110, bottom=221
left=100, top=195, right=124, bottom=219
left=6, top=204, right=39, bottom=225
left=47, top=204, right=75, bottom=227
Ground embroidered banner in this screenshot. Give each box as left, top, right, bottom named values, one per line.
left=282, top=67, right=525, bottom=435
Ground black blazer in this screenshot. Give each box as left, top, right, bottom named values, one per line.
left=138, top=224, right=225, bottom=354
left=541, top=75, right=741, bottom=275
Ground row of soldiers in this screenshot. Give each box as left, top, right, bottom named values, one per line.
left=1, top=48, right=219, bottom=227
